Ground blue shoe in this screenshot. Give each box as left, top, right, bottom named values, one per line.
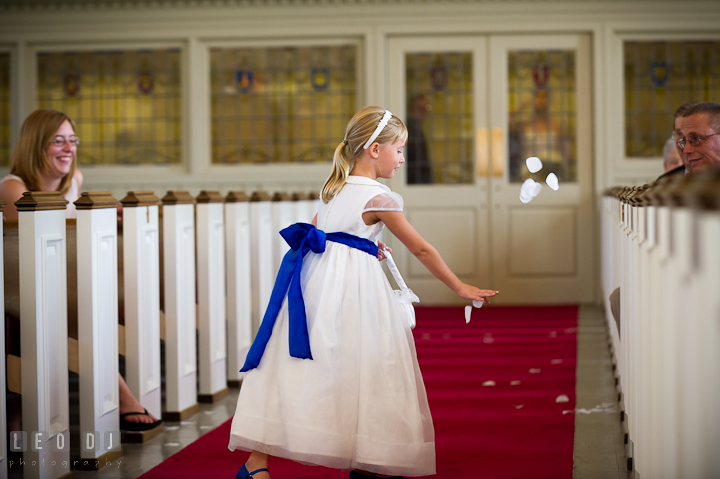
left=236, top=464, right=269, bottom=479
left=349, top=471, right=408, bottom=479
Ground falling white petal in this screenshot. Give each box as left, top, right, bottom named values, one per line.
left=529, top=368, right=541, bottom=373
left=482, top=380, right=496, bottom=386
left=555, top=394, right=570, bottom=403
left=530, top=181, right=542, bottom=197
left=472, top=299, right=484, bottom=308
left=510, top=380, right=522, bottom=386
left=515, top=404, right=524, bottom=409
left=546, top=172, right=559, bottom=190
left=465, top=305, right=472, bottom=323
left=551, top=359, right=563, bottom=364
left=526, top=156, right=543, bottom=173
left=549, top=331, right=558, bottom=337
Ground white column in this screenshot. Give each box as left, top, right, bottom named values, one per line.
left=161, top=191, right=198, bottom=419
left=17, top=192, right=71, bottom=479
left=271, top=192, right=294, bottom=277
left=196, top=191, right=228, bottom=401
left=249, top=192, right=274, bottom=337
left=0, top=201, right=7, bottom=479
left=120, top=191, right=162, bottom=421
left=225, top=192, right=252, bottom=385
left=75, top=193, right=122, bottom=463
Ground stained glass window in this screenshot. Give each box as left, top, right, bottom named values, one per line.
left=624, top=41, right=720, bottom=158
left=210, top=45, right=357, bottom=164
left=507, top=50, right=577, bottom=183
left=0, top=52, right=10, bottom=168
left=405, top=52, right=473, bottom=185
left=37, top=49, right=182, bottom=166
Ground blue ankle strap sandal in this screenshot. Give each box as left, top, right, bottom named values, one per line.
left=236, top=464, right=269, bottom=479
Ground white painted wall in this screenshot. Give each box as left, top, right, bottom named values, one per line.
left=1, top=0, right=718, bottom=196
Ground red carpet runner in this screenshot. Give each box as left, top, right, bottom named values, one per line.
left=140, top=305, right=577, bottom=478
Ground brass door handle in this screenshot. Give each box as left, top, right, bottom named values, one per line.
left=491, top=128, right=505, bottom=178
left=476, top=128, right=489, bottom=177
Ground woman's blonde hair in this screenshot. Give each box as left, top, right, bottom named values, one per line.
left=321, top=106, right=407, bottom=203
left=10, top=109, right=77, bottom=195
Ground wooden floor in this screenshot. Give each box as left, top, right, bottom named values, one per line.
left=6, top=305, right=628, bottom=479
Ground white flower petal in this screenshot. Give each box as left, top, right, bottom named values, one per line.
left=526, top=156, right=543, bottom=173
left=546, top=172, right=559, bottom=191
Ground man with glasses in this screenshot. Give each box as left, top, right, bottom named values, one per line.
left=677, top=102, right=720, bottom=174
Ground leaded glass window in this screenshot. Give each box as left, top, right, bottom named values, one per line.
left=0, top=52, right=10, bottom=168
left=507, top=50, right=577, bottom=183
left=210, top=45, right=357, bottom=164
left=37, top=49, right=182, bottom=166
left=624, top=40, right=720, bottom=158
left=405, top=52, right=473, bottom=185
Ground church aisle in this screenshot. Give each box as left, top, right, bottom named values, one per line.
left=64, top=305, right=625, bottom=479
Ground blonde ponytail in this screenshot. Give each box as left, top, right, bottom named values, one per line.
left=321, top=106, right=408, bottom=203
left=321, top=142, right=354, bottom=203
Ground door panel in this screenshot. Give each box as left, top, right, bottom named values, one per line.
left=388, top=34, right=594, bottom=305
left=388, top=37, right=490, bottom=304
left=489, top=35, right=594, bottom=303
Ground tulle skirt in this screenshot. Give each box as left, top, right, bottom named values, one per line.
left=228, top=243, right=435, bottom=476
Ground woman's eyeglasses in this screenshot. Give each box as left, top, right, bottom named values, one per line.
left=50, top=136, right=80, bottom=147
left=676, top=132, right=719, bottom=150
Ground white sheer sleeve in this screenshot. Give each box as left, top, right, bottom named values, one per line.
left=362, top=192, right=404, bottom=213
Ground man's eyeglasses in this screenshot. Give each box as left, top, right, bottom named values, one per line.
left=50, top=136, right=80, bottom=147
left=676, top=132, right=720, bottom=150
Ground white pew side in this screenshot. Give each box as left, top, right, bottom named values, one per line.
left=161, top=191, right=199, bottom=419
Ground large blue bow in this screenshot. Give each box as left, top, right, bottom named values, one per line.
left=240, top=223, right=379, bottom=372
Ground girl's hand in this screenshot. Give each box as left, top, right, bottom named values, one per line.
left=455, top=283, right=498, bottom=305
left=377, top=241, right=391, bottom=261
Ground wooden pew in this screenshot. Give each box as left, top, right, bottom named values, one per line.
left=195, top=191, right=228, bottom=403
left=120, top=191, right=163, bottom=439
left=16, top=191, right=72, bottom=479
left=601, top=171, right=720, bottom=477
left=225, top=192, right=252, bottom=387
left=249, top=192, right=273, bottom=338
left=271, top=193, right=293, bottom=278
left=160, top=191, right=199, bottom=420
left=75, top=192, right=123, bottom=467
left=0, top=200, right=7, bottom=479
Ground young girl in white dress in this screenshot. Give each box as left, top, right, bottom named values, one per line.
left=229, top=107, right=498, bottom=479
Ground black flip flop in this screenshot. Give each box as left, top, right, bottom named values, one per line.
left=119, top=408, right=163, bottom=432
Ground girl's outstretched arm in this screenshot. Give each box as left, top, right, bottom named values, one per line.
left=374, top=210, right=498, bottom=303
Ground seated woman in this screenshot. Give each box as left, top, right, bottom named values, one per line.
left=0, top=109, right=161, bottom=432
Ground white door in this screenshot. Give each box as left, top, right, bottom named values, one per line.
left=387, top=37, right=491, bottom=304
left=387, top=34, right=594, bottom=304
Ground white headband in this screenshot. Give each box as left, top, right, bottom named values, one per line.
left=363, top=110, right=393, bottom=150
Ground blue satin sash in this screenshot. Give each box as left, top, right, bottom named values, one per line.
left=240, top=223, right=379, bottom=372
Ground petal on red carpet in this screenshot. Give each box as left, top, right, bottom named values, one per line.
left=140, top=305, right=577, bottom=479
